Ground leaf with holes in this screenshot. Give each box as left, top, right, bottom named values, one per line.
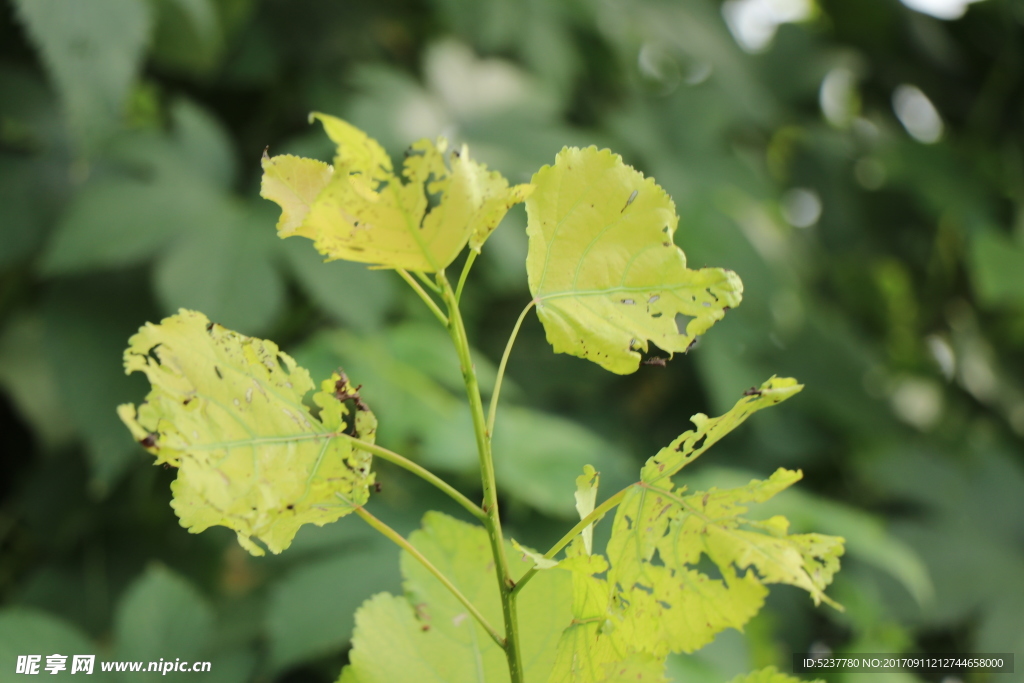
left=641, top=376, right=804, bottom=484
left=260, top=114, right=531, bottom=272
left=605, top=467, right=843, bottom=657
left=117, top=309, right=376, bottom=556
left=546, top=551, right=668, bottom=683
left=260, top=154, right=333, bottom=235
left=545, top=379, right=839, bottom=672
left=525, top=146, right=743, bottom=374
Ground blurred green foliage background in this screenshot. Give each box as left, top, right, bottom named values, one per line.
left=1, top=0, right=1022, bottom=681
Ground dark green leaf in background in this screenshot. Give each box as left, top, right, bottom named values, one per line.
left=969, top=230, right=1024, bottom=309
left=41, top=274, right=156, bottom=493
left=0, top=608, right=111, bottom=683
left=281, top=239, right=395, bottom=332
left=12, top=0, right=151, bottom=152
left=39, top=132, right=229, bottom=275
left=113, top=564, right=214, bottom=671
left=0, top=313, right=74, bottom=451
left=265, top=543, right=401, bottom=671
left=168, top=97, right=237, bottom=189
left=148, top=0, right=225, bottom=77
left=152, top=204, right=284, bottom=334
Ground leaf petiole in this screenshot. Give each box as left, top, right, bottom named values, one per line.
left=338, top=434, right=486, bottom=522
left=511, top=486, right=629, bottom=596
left=413, top=269, right=442, bottom=294
left=342, top=499, right=506, bottom=649
left=396, top=269, right=448, bottom=326
left=486, top=299, right=536, bottom=438
left=454, top=250, right=478, bottom=303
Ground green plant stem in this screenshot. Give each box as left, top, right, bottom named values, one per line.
left=338, top=434, right=487, bottom=523
left=454, top=250, right=478, bottom=303
left=486, top=299, right=536, bottom=438
left=413, top=269, right=442, bottom=293
left=437, top=271, right=524, bottom=683
left=396, top=269, right=448, bottom=326
left=345, top=501, right=505, bottom=649
left=511, top=486, right=629, bottom=597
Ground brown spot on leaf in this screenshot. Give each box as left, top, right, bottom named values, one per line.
left=334, top=369, right=370, bottom=412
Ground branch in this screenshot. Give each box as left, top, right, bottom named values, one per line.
left=486, top=299, right=536, bottom=438
left=339, top=434, right=486, bottom=523
left=396, top=269, right=448, bottom=326
left=437, top=271, right=525, bottom=683
left=511, top=486, right=629, bottom=596
left=455, top=250, right=478, bottom=303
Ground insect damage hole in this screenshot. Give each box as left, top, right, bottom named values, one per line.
left=146, top=343, right=163, bottom=365
left=691, top=554, right=726, bottom=581
left=674, top=313, right=694, bottom=335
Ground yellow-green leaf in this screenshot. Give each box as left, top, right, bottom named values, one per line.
left=260, top=153, right=333, bottom=234
left=340, top=512, right=572, bottom=683
left=468, top=177, right=534, bottom=253
left=547, top=380, right=839, bottom=671
left=727, top=667, right=823, bottom=683
left=596, top=656, right=668, bottom=683
left=547, top=552, right=671, bottom=683
left=260, top=113, right=530, bottom=272
left=547, top=553, right=633, bottom=683
left=641, top=376, right=803, bottom=484
left=525, top=146, right=743, bottom=374
left=117, top=309, right=375, bottom=556
left=605, top=468, right=844, bottom=656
